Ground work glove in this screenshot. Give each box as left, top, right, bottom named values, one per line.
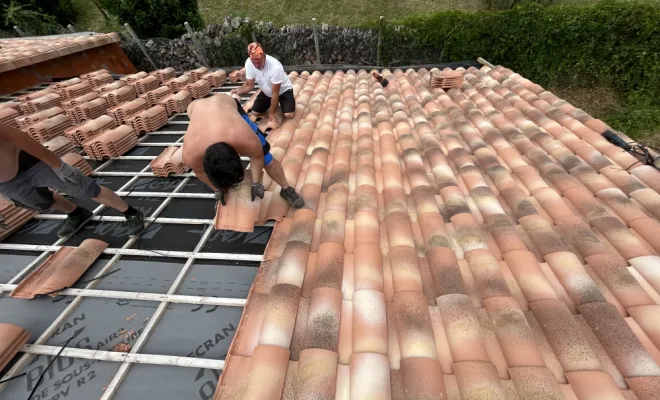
left=215, top=191, right=227, bottom=206
left=251, top=182, right=265, bottom=201
left=53, top=160, right=83, bottom=186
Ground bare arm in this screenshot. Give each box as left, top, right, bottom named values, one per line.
left=0, top=122, right=61, bottom=168
left=269, top=83, right=281, bottom=118
left=232, top=79, right=255, bottom=96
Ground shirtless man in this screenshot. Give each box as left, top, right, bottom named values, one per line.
left=181, top=94, right=304, bottom=208
left=0, top=122, right=144, bottom=238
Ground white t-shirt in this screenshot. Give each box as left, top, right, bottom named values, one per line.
left=245, top=55, right=293, bottom=98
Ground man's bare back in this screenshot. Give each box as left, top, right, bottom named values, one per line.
left=182, top=95, right=261, bottom=172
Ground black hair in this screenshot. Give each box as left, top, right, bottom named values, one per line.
left=203, top=142, right=244, bottom=193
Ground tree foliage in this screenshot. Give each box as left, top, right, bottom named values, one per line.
left=0, top=0, right=76, bottom=34
left=98, top=0, right=203, bottom=39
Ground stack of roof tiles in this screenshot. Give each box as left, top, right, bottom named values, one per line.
left=101, top=86, right=137, bottom=107
left=59, top=81, right=93, bottom=101
left=0, top=198, right=36, bottom=241
left=18, top=88, right=54, bottom=102
left=43, top=136, right=75, bottom=157
left=25, top=114, right=72, bottom=143
left=108, top=97, right=149, bottom=125
left=150, top=67, right=176, bottom=84
left=0, top=101, right=21, bottom=115
left=16, top=107, right=64, bottom=128
left=94, top=80, right=126, bottom=94
left=187, top=67, right=209, bottom=81
left=131, top=75, right=160, bottom=95
left=80, top=69, right=109, bottom=81
left=430, top=69, right=464, bottom=89
left=202, top=70, right=227, bottom=87
left=150, top=146, right=189, bottom=177
left=62, top=152, right=94, bottom=176
left=140, top=86, right=173, bottom=107
left=185, top=79, right=211, bottom=99
left=0, top=324, right=30, bottom=371
left=158, top=90, right=192, bottom=116
left=0, top=108, right=20, bottom=128
left=49, top=77, right=82, bottom=91
left=68, top=97, right=109, bottom=123
left=82, top=124, right=137, bottom=160
left=164, top=75, right=192, bottom=92
left=64, top=114, right=117, bottom=145
left=228, top=68, right=246, bottom=83
left=85, top=73, right=113, bottom=89
left=214, top=66, right=660, bottom=400
left=126, top=105, right=169, bottom=134
left=62, top=92, right=99, bottom=108
left=120, top=71, right=148, bottom=84
left=19, top=93, right=62, bottom=114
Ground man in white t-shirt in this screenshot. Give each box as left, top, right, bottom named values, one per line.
left=231, top=43, right=295, bottom=129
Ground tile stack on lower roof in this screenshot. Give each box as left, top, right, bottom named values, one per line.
left=61, top=152, right=94, bottom=176
left=215, top=66, right=660, bottom=400
left=0, top=198, right=37, bottom=241
left=0, top=101, right=21, bottom=115
left=185, top=79, right=211, bottom=99
left=140, top=86, right=173, bottom=107
left=62, top=92, right=99, bottom=108
left=49, top=77, right=82, bottom=91
left=202, top=70, right=227, bottom=87
left=16, top=106, right=64, bottom=128
left=43, top=136, right=75, bottom=157
left=187, top=66, right=209, bottom=81
left=82, top=124, right=137, bottom=160
left=164, top=74, right=192, bottom=92
left=11, top=239, right=108, bottom=299
left=18, top=88, right=54, bottom=102
left=131, top=75, right=160, bottom=95
left=94, top=80, right=126, bottom=94
left=108, top=97, right=149, bottom=125
left=86, top=73, right=114, bottom=89
left=430, top=68, right=464, bottom=89
left=101, top=85, right=137, bottom=107
left=0, top=108, right=19, bottom=128
left=126, top=105, right=169, bottom=134
left=19, top=93, right=62, bottom=114
left=150, top=146, right=189, bottom=177
left=158, top=90, right=192, bottom=116
left=150, top=67, right=176, bottom=84
left=120, top=71, right=148, bottom=84
left=69, top=97, right=109, bottom=123
left=0, top=324, right=30, bottom=371
left=60, top=81, right=93, bottom=101
left=228, top=68, right=246, bottom=83
left=64, top=114, right=117, bottom=145
left=80, top=69, right=109, bottom=81
left=25, top=114, right=72, bottom=143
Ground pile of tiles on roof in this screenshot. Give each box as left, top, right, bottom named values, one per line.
left=61, top=153, right=94, bottom=176
left=43, top=136, right=75, bottom=157
left=214, top=66, right=660, bottom=400
left=127, top=105, right=169, bottom=134
left=140, top=86, right=173, bottom=107
left=185, top=79, right=212, bottom=99
left=187, top=66, right=209, bottom=81
left=150, top=67, right=176, bottom=83
left=202, top=70, right=228, bottom=87
left=0, top=33, right=120, bottom=73
left=0, top=198, right=37, bottom=241
left=159, top=90, right=192, bottom=116
left=229, top=68, right=246, bottom=83
left=430, top=69, right=464, bottom=89
left=150, top=146, right=189, bottom=177
left=83, top=125, right=138, bottom=160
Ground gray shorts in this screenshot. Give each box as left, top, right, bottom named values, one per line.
left=0, top=161, right=101, bottom=212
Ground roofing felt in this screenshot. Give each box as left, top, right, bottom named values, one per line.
left=214, top=65, right=660, bottom=400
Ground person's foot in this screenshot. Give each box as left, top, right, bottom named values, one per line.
left=280, top=187, right=304, bottom=209
left=57, top=208, right=93, bottom=238
left=124, top=209, right=145, bottom=237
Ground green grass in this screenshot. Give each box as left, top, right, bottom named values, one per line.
left=70, top=0, right=120, bottom=32
left=198, top=0, right=485, bottom=27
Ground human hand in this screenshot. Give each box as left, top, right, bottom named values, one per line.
left=230, top=88, right=239, bottom=95
left=267, top=114, right=280, bottom=129
left=251, top=182, right=265, bottom=201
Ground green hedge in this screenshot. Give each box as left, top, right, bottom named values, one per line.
left=380, top=1, right=660, bottom=97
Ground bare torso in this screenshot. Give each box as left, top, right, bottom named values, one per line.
left=0, top=139, right=19, bottom=183
left=182, top=95, right=260, bottom=171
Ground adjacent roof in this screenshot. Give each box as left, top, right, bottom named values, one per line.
left=0, top=33, right=120, bottom=73
left=215, top=65, right=660, bottom=399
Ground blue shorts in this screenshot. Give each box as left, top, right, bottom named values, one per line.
left=236, top=100, right=273, bottom=166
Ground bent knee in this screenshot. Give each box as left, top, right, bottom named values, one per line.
left=284, top=112, right=295, bottom=119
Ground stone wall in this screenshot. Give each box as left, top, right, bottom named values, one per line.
left=121, top=16, right=378, bottom=71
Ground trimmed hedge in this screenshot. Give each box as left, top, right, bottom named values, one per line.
left=380, top=1, right=660, bottom=97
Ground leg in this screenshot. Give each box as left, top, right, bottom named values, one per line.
left=264, top=157, right=304, bottom=209
left=249, top=91, right=271, bottom=116
left=51, top=192, right=76, bottom=213
left=279, top=89, right=296, bottom=119
left=91, top=186, right=128, bottom=212
left=264, top=159, right=291, bottom=189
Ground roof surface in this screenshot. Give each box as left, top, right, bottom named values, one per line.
left=0, top=33, right=120, bottom=73
left=215, top=65, right=660, bottom=400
